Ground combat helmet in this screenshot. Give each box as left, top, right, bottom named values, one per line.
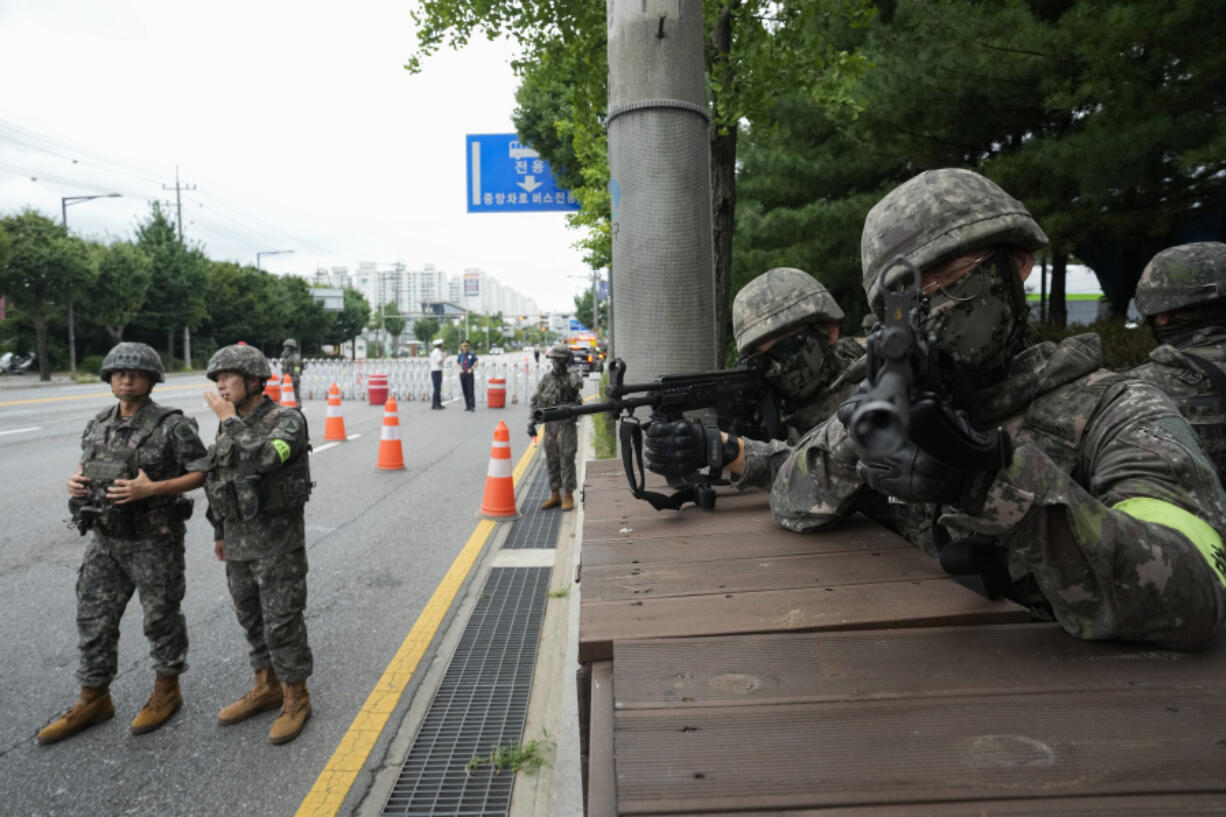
left=99, top=341, right=165, bottom=384
left=861, top=169, right=1048, bottom=313
left=732, top=268, right=845, bottom=355
left=282, top=338, right=299, bottom=350
left=547, top=342, right=571, bottom=361
left=206, top=344, right=272, bottom=381
left=1134, top=242, right=1226, bottom=317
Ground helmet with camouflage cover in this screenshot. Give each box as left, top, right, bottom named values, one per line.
left=206, top=344, right=272, bottom=381
left=99, top=341, right=165, bottom=384
left=282, top=338, right=298, bottom=350
left=732, top=267, right=846, bottom=355
left=1134, top=242, right=1226, bottom=317
left=547, top=342, right=571, bottom=361
left=861, top=168, right=1048, bottom=314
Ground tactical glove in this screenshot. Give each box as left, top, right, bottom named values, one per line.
left=856, top=444, right=969, bottom=506
left=527, top=421, right=538, bottom=439
left=644, top=419, right=739, bottom=478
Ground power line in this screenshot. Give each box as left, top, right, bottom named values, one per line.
left=162, top=165, right=196, bottom=240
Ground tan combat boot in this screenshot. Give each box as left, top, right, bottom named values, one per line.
left=131, top=674, right=183, bottom=735
left=561, top=491, right=575, bottom=511
left=540, top=490, right=562, bottom=510
left=269, top=681, right=311, bottom=745
left=37, top=686, right=114, bottom=745
left=218, top=667, right=283, bottom=726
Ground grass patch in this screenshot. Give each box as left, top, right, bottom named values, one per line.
left=546, top=587, right=569, bottom=598
left=592, top=370, right=617, bottom=459
left=466, top=733, right=552, bottom=776
left=70, top=372, right=98, bottom=385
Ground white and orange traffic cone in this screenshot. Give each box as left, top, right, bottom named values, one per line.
left=323, top=383, right=347, bottom=442
left=479, top=421, right=519, bottom=519
left=375, top=397, right=406, bottom=470
left=279, top=374, right=297, bottom=408
left=264, top=375, right=281, bottom=403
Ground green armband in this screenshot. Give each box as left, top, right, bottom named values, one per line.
left=1114, top=497, right=1226, bottom=587
left=271, top=439, right=292, bottom=463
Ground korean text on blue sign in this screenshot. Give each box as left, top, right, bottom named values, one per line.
left=466, top=134, right=581, bottom=213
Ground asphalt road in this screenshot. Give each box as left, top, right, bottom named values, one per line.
left=0, top=360, right=542, bottom=816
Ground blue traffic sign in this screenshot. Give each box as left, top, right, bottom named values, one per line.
left=466, top=134, right=581, bottom=213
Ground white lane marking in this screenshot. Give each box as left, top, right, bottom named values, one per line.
left=0, top=426, right=41, bottom=436
left=309, top=433, right=362, bottom=456
left=348, top=433, right=362, bottom=440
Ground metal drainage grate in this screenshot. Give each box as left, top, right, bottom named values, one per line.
left=503, top=464, right=561, bottom=549
left=381, top=566, right=551, bottom=817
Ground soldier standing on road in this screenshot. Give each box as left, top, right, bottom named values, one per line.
left=769, top=169, right=1226, bottom=649
left=644, top=267, right=863, bottom=490
left=429, top=338, right=448, bottom=410
left=528, top=342, right=584, bottom=510
left=38, top=342, right=208, bottom=745
left=1129, top=242, right=1226, bottom=479
left=281, top=339, right=303, bottom=399
left=457, top=340, right=479, bottom=412
left=203, top=344, right=316, bottom=745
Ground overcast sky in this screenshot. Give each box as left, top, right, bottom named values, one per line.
left=0, top=0, right=593, bottom=312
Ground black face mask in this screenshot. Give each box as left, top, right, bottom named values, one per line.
left=751, top=329, right=832, bottom=407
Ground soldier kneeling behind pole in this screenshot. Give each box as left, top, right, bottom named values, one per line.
left=39, top=343, right=208, bottom=745
left=204, top=344, right=316, bottom=745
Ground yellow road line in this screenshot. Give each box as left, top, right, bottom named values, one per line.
left=0, top=381, right=208, bottom=408
left=294, top=440, right=538, bottom=817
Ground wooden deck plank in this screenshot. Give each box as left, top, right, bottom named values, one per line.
left=579, top=581, right=1029, bottom=663
left=613, top=690, right=1226, bottom=813
left=587, top=661, right=616, bottom=817
left=611, top=625, right=1226, bottom=709
left=582, top=548, right=942, bottom=602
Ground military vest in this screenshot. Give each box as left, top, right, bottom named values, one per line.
left=206, top=403, right=313, bottom=523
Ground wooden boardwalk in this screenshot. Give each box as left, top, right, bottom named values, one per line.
left=576, top=459, right=1226, bottom=816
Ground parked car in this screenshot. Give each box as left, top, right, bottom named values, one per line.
left=489, top=346, right=504, bottom=355
left=570, top=347, right=593, bottom=374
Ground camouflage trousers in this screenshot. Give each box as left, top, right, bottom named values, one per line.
left=225, top=547, right=313, bottom=684
left=76, top=534, right=188, bottom=688
left=543, top=420, right=578, bottom=493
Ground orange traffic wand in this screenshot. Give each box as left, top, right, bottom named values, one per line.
left=264, top=375, right=281, bottom=403
left=323, top=383, right=347, bottom=441
left=375, top=397, right=406, bottom=470
left=279, top=373, right=298, bottom=408
left=479, top=421, right=520, bottom=519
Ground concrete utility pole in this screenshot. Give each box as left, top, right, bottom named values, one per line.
left=607, top=0, right=715, bottom=380
left=162, top=166, right=198, bottom=368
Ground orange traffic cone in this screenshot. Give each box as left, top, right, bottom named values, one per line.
left=323, top=383, right=347, bottom=441
left=479, top=421, right=519, bottom=519
left=375, top=398, right=406, bottom=470
left=279, top=374, right=297, bottom=408
left=264, top=375, right=281, bottom=403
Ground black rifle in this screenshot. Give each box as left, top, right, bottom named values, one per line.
left=534, top=357, right=785, bottom=510
left=848, top=256, right=1012, bottom=473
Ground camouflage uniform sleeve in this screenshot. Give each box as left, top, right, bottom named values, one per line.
left=168, top=415, right=210, bottom=474
left=731, top=437, right=793, bottom=491
left=529, top=376, right=544, bottom=413
left=768, top=415, right=866, bottom=532
left=218, top=410, right=308, bottom=473
left=941, top=381, right=1226, bottom=650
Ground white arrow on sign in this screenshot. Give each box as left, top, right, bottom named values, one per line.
left=517, top=175, right=543, bottom=193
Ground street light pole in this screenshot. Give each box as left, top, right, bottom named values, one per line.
left=256, top=249, right=294, bottom=272
left=62, top=193, right=121, bottom=374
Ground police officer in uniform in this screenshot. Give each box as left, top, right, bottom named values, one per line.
left=38, top=342, right=208, bottom=745
left=770, top=169, right=1225, bottom=649
left=645, top=267, right=863, bottom=490
left=204, top=344, right=315, bottom=744
left=1129, top=242, right=1226, bottom=479
left=281, top=338, right=303, bottom=399
left=528, top=342, right=584, bottom=510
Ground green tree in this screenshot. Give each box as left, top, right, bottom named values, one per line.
left=132, top=202, right=209, bottom=368
left=413, top=316, right=439, bottom=348
left=89, top=241, right=153, bottom=344
left=201, top=261, right=283, bottom=350
left=331, top=287, right=371, bottom=359
left=277, top=275, right=330, bottom=353
left=441, top=320, right=460, bottom=350
left=0, top=211, right=92, bottom=380
left=381, top=302, right=406, bottom=356
left=572, top=290, right=607, bottom=335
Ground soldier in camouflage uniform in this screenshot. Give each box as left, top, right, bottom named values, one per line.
left=38, top=342, right=208, bottom=745
left=769, top=169, right=1226, bottom=649
left=1128, top=242, right=1226, bottom=479
left=204, top=344, right=315, bottom=744
left=281, top=338, right=303, bottom=399
left=528, top=342, right=584, bottom=510
left=644, top=267, right=863, bottom=490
